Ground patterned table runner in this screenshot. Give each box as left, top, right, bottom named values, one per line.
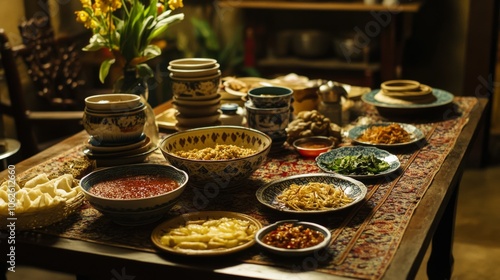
left=22, top=97, right=477, bottom=280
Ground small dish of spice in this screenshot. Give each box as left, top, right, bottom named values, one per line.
left=255, top=220, right=332, bottom=256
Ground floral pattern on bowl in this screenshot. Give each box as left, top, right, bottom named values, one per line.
left=159, top=126, right=272, bottom=189
left=170, top=74, right=221, bottom=99
left=83, top=106, right=147, bottom=145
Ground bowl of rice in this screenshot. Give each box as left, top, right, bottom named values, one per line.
left=159, top=126, right=272, bottom=189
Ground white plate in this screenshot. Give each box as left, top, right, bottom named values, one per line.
left=255, top=173, right=367, bottom=214
left=151, top=211, right=262, bottom=256
left=348, top=122, right=425, bottom=147
left=316, top=146, right=401, bottom=180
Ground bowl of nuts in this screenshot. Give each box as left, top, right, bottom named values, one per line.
left=159, top=125, right=272, bottom=189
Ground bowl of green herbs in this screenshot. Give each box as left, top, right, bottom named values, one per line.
left=316, top=146, right=401, bottom=180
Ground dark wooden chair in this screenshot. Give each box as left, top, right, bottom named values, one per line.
left=0, top=16, right=96, bottom=159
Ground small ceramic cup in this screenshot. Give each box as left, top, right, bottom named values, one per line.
left=247, top=86, right=293, bottom=108
left=245, top=101, right=290, bottom=140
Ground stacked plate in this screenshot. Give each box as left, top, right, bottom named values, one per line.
left=83, top=93, right=157, bottom=166
left=83, top=134, right=155, bottom=167
left=168, top=58, right=222, bottom=131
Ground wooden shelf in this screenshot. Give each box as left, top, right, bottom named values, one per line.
left=257, top=57, right=380, bottom=71
left=217, top=1, right=422, bottom=12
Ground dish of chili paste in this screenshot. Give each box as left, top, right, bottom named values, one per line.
left=255, top=220, right=332, bottom=256
left=89, top=175, right=180, bottom=199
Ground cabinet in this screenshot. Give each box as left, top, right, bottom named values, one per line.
left=217, top=1, right=423, bottom=87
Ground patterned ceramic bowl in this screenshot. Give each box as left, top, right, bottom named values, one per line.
left=247, top=86, right=293, bottom=108
left=245, top=100, right=290, bottom=140
left=84, top=93, right=141, bottom=112
left=169, top=58, right=217, bottom=69
left=159, top=126, right=272, bottom=189
left=170, top=73, right=221, bottom=100
left=83, top=105, right=146, bottom=145
left=79, top=163, right=189, bottom=226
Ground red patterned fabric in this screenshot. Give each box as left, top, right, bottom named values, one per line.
left=26, top=97, right=477, bottom=280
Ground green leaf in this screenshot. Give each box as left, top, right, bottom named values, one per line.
left=142, top=44, right=161, bottom=58
left=136, top=64, right=154, bottom=79
left=99, top=58, right=115, bottom=83
left=147, top=14, right=184, bottom=41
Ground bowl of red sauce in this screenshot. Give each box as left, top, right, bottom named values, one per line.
left=292, top=136, right=335, bottom=158
left=255, top=220, right=332, bottom=256
left=79, top=163, right=189, bottom=226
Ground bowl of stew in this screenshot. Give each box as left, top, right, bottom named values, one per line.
left=79, top=163, right=189, bottom=226
left=255, top=220, right=332, bottom=256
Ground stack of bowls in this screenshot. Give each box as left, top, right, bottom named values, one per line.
left=244, top=86, right=293, bottom=148
left=83, top=93, right=156, bottom=166
left=168, top=58, right=222, bottom=131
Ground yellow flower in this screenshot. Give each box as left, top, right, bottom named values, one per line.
left=75, top=0, right=184, bottom=83
left=94, top=0, right=122, bottom=14
left=81, top=0, right=92, bottom=8
left=168, top=0, right=183, bottom=10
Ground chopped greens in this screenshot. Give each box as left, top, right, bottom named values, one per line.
left=321, top=154, right=390, bottom=175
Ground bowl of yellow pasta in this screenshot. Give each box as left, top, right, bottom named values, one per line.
left=255, top=173, right=367, bottom=214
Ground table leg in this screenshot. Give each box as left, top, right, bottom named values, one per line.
left=426, top=181, right=459, bottom=279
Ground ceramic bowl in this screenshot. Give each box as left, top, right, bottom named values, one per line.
left=173, top=94, right=221, bottom=106
left=244, top=101, right=290, bottom=140
left=255, top=220, right=332, bottom=256
left=247, top=86, right=293, bottom=108
left=84, top=93, right=141, bottom=112
left=173, top=101, right=221, bottom=117
left=159, top=126, right=272, bottom=188
left=169, top=58, right=218, bottom=70
left=79, top=163, right=189, bottom=226
left=292, top=136, right=335, bottom=158
left=168, top=64, right=220, bottom=78
left=82, top=105, right=146, bottom=145
left=170, top=73, right=221, bottom=100
left=175, top=111, right=221, bottom=127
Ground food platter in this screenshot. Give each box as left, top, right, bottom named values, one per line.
left=361, top=88, right=454, bottom=117
left=348, top=122, right=425, bottom=147
left=255, top=173, right=367, bottom=214
left=151, top=211, right=262, bottom=256
left=316, top=146, right=401, bottom=180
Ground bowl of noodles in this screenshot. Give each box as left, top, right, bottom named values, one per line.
left=255, top=173, right=367, bottom=214
left=159, top=125, right=272, bottom=189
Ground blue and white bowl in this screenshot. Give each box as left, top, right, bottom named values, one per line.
left=79, top=163, right=189, bottom=226
left=245, top=101, right=290, bottom=140
left=247, top=86, right=293, bottom=108
left=159, top=126, right=272, bottom=189
left=83, top=105, right=146, bottom=145
left=170, top=73, right=221, bottom=100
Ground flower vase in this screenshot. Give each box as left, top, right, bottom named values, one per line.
left=113, top=69, right=160, bottom=147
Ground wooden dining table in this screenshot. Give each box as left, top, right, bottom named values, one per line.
left=0, top=96, right=488, bottom=280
